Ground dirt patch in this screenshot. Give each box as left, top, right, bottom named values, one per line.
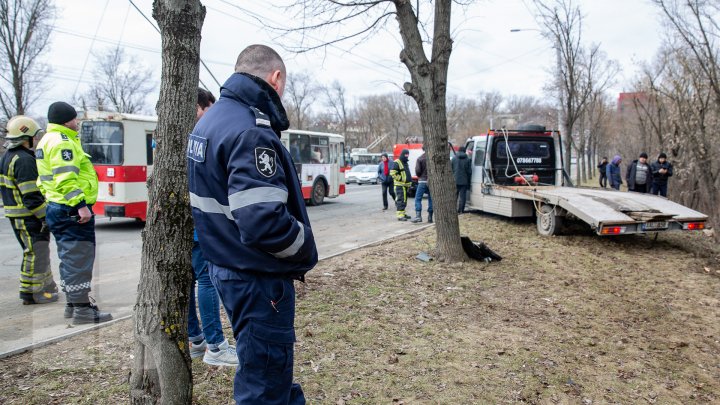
left=1, top=213, right=718, bottom=404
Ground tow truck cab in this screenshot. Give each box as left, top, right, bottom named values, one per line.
left=464, top=125, right=565, bottom=188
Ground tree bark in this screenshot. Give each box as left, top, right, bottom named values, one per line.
left=394, top=0, right=465, bottom=262
left=129, top=1, right=204, bottom=404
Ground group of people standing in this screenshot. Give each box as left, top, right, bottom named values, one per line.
left=377, top=145, right=474, bottom=221
left=598, top=152, right=673, bottom=196
left=1, top=103, right=112, bottom=324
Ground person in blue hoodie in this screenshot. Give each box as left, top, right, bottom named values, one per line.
left=376, top=153, right=396, bottom=210
left=188, top=45, right=317, bottom=405
left=606, top=155, right=623, bottom=190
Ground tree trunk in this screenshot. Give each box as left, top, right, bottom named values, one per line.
left=394, top=0, right=465, bottom=262
left=129, top=1, right=204, bottom=404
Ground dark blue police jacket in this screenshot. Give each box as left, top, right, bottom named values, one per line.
left=188, top=72, right=318, bottom=279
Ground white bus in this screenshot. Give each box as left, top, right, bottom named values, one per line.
left=281, top=129, right=346, bottom=205
left=80, top=114, right=347, bottom=221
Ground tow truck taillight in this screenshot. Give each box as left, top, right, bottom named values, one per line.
left=683, top=222, right=705, bottom=230
left=600, top=226, right=627, bottom=235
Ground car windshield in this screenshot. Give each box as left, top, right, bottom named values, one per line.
left=361, top=166, right=376, bottom=173
left=350, top=165, right=368, bottom=172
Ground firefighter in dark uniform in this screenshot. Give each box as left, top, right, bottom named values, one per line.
left=188, top=45, right=317, bottom=404
left=391, top=148, right=412, bottom=221
left=0, top=116, right=59, bottom=305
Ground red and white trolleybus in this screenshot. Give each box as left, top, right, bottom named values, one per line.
left=79, top=111, right=156, bottom=221
left=79, top=113, right=345, bottom=221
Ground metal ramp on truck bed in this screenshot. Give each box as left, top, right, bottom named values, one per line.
left=493, top=185, right=708, bottom=235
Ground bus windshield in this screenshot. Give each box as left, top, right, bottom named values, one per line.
left=288, top=133, right=330, bottom=164
left=80, top=121, right=124, bottom=165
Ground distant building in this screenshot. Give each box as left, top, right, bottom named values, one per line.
left=617, top=92, right=648, bottom=115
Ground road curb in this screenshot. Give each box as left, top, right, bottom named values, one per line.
left=0, top=223, right=435, bottom=360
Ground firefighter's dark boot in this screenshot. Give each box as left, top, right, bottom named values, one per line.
left=72, top=303, right=113, bottom=325
left=411, top=212, right=422, bottom=223
left=428, top=211, right=433, bottom=223
left=64, top=303, right=74, bottom=319
left=21, top=292, right=59, bottom=305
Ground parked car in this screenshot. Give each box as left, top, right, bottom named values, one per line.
left=345, top=164, right=378, bottom=185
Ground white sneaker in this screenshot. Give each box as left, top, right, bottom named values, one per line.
left=203, top=340, right=239, bottom=367
left=189, top=339, right=207, bottom=359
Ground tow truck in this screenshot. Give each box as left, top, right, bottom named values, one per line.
left=463, top=125, right=708, bottom=236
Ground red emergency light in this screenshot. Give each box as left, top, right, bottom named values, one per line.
left=683, top=222, right=705, bottom=230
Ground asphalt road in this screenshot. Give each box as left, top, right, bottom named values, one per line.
left=0, top=184, right=430, bottom=356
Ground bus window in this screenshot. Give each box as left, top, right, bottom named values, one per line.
left=329, top=142, right=338, bottom=165
left=146, top=132, right=154, bottom=165
left=80, top=121, right=124, bottom=165
left=311, top=136, right=329, bottom=164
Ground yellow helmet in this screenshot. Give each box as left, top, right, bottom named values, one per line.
left=5, top=115, right=43, bottom=140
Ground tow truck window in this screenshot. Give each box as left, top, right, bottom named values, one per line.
left=495, top=141, right=550, bottom=159
left=80, top=121, right=124, bottom=165
left=474, top=147, right=486, bottom=166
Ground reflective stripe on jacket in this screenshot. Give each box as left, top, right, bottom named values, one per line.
left=391, top=159, right=412, bottom=187
left=0, top=146, right=47, bottom=218
left=35, top=123, right=98, bottom=208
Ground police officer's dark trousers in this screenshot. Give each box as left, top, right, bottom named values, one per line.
left=9, top=216, right=54, bottom=298
left=209, top=263, right=305, bottom=405
left=45, top=202, right=96, bottom=304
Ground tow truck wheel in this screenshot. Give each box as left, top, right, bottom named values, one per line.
left=309, top=180, right=326, bottom=206
left=537, top=204, right=563, bottom=236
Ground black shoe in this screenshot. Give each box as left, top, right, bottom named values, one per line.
left=404, top=214, right=411, bottom=219
left=72, top=303, right=113, bottom=325
left=428, top=213, right=433, bottom=223
left=22, top=292, right=59, bottom=305
left=397, top=217, right=408, bottom=222
left=383, top=206, right=388, bottom=210
left=64, top=303, right=74, bottom=319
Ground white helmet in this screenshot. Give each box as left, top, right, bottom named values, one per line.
left=5, top=115, right=43, bottom=140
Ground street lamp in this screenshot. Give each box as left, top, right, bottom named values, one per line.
left=510, top=28, right=563, bottom=133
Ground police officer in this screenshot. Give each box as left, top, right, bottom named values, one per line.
left=35, top=102, right=112, bottom=324
left=391, top=149, right=413, bottom=221
left=188, top=45, right=317, bottom=404
left=1, top=116, right=59, bottom=305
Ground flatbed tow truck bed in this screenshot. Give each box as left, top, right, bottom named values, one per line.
left=490, top=185, right=708, bottom=235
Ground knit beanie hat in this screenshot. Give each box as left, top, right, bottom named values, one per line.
left=658, top=152, right=667, bottom=159
left=47, top=102, right=77, bottom=125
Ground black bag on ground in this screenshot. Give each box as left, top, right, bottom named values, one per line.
left=461, top=236, right=502, bottom=262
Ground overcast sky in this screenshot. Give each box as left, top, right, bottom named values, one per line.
left=33, top=0, right=665, bottom=118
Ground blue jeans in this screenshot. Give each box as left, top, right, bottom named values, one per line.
left=414, top=181, right=433, bottom=214
left=45, top=202, right=95, bottom=303
left=209, top=263, right=305, bottom=405
left=187, top=242, right=224, bottom=348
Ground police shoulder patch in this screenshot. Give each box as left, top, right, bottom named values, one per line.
left=60, top=133, right=69, bottom=141
left=61, top=149, right=73, bottom=161
left=35, top=149, right=44, bottom=159
left=250, top=107, right=271, bottom=128
left=255, top=147, right=277, bottom=178
left=187, top=134, right=207, bottom=163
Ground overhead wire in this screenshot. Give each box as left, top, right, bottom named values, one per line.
left=72, top=0, right=110, bottom=99
left=127, top=0, right=217, bottom=89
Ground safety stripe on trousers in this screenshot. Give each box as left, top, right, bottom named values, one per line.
left=270, top=222, right=305, bottom=259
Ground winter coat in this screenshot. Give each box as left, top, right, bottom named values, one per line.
left=650, top=160, right=673, bottom=185
left=626, top=159, right=651, bottom=190
left=377, top=160, right=393, bottom=184
left=415, top=153, right=428, bottom=182
left=606, top=162, right=622, bottom=190
left=597, top=161, right=608, bottom=178
left=452, top=150, right=472, bottom=186
left=187, top=72, right=317, bottom=279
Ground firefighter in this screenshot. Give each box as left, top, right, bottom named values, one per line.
left=1, top=116, right=59, bottom=305
left=35, top=102, right=112, bottom=324
left=391, top=148, right=413, bottom=221
left=188, top=45, right=317, bottom=404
